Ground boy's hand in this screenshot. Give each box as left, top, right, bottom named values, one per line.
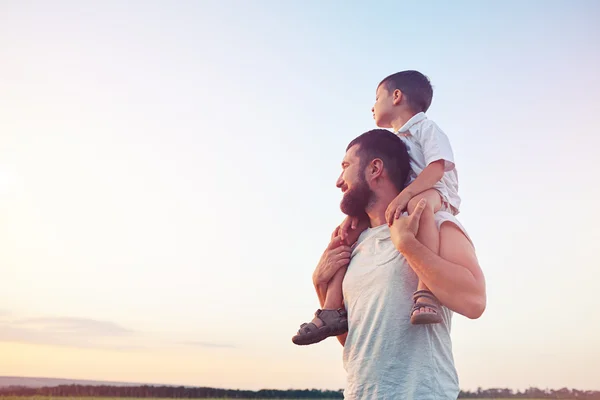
left=385, top=191, right=412, bottom=226
left=339, top=215, right=361, bottom=243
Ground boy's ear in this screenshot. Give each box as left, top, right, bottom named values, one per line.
left=393, top=89, right=403, bottom=106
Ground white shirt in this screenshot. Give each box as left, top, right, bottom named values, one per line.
left=342, top=211, right=471, bottom=399
left=395, top=112, right=461, bottom=213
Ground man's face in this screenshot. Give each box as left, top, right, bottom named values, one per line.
left=371, top=84, right=394, bottom=128
left=336, top=145, right=374, bottom=217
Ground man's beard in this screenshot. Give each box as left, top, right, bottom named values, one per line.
left=340, top=176, right=374, bottom=217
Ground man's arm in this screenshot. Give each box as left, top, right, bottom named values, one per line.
left=390, top=200, right=486, bottom=319
left=399, top=222, right=486, bottom=319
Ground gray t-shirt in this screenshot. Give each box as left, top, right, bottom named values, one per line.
left=342, top=212, right=471, bottom=400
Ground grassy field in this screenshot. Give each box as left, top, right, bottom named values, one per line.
left=0, top=397, right=573, bottom=400
left=0, top=396, right=350, bottom=400
left=0, top=397, right=367, bottom=400
left=0, top=397, right=339, bottom=400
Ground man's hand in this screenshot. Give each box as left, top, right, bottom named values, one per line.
left=385, top=190, right=413, bottom=226
left=389, top=198, right=427, bottom=252
left=312, top=229, right=353, bottom=286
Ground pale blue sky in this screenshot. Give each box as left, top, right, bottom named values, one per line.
left=1, top=0, right=599, bottom=392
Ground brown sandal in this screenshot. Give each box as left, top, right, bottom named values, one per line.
left=410, top=290, right=442, bottom=325
left=292, top=308, right=348, bottom=346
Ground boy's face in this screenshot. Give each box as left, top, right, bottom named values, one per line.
left=372, top=84, right=395, bottom=128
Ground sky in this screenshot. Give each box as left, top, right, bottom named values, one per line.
left=1, top=0, right=600, bottom=393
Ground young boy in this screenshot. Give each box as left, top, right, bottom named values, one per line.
left=292, top=70, right=460, bottom=346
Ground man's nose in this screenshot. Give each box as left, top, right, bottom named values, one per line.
left=371, top=106, right=375, bottom=113
left=336, top=176, right=344, bottom=188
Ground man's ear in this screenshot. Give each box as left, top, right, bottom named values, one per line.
left=393, top=89, right=403, bottom=106
left=367, top=158, right=384, bottom=182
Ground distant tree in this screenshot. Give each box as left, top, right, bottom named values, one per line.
left=2, top=383, right=600, bottom=399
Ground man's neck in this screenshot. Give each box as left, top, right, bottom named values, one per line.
left=390, top=110, right=419, bottom=133
left=365, top=190, right=400, bottom=228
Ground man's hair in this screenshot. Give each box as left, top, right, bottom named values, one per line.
left=379, top=70, right=433, bottom=113
left=346, top=129, right=411, bottom=193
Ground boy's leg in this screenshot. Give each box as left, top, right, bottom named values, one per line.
left=292, top=224, right=365, bottom=346
left=323, top=266, right=346, bottom=310
left=407, top=189, right=443, bottom=325
left=320, top=217, right=364, bottom=312
left=292, top=266, right=349, bottom=346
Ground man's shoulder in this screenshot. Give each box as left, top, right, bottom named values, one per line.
left=435, top=211, right=475, bottom=248
left=435, top=211, right=473, bottom=244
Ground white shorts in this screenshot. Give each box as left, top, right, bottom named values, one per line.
left=436, top=189, right=459, bottom=216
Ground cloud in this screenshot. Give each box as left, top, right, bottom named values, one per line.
left=178, top=340, right=236, bottom=349
left=14, top=317, right=134, bottom=336
left=0, top=312, right=234, bottom=352
left=0, top=315, right=138, bottom=351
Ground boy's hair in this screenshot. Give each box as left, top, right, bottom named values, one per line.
left=379, top=70, right=433, bottom=113
left=346, top=129, right=411, bottom=193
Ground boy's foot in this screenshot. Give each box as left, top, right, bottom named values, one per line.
left=292, top=308, right=348, bottom=346
left=410, top=290, right=443, bottom=325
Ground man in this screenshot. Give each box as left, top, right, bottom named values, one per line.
left=312, top=129, right=486, bottom=399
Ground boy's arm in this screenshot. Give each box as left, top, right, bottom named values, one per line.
left=387, top=121, right=454, bottom=224
left=386, top=160, right=445, bottom=224
left=400, top=159, right=445, bottom=200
